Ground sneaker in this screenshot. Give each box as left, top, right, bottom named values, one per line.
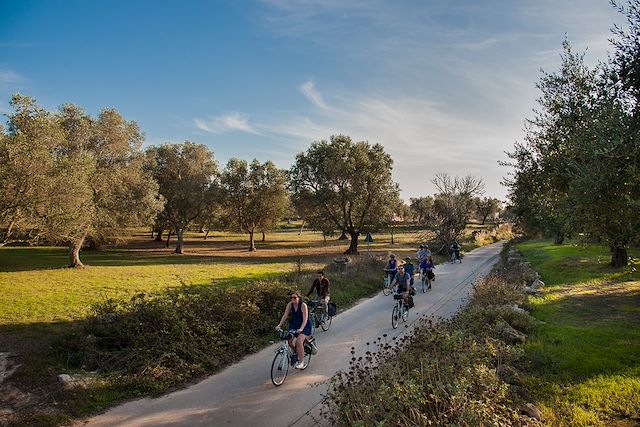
left=294, top=361, right=306, bottom=369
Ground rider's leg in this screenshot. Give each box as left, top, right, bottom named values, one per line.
left=321, top=296, right=329, bottom=320
left=296, top=333, right=307, bottom=365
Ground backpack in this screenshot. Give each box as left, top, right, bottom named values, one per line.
left=328, top=302, right=337, bottom=317
left=408, top=295, right=415, bottom=308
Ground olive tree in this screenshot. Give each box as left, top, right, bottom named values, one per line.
left=430, top=173, right=485, bottom=248
left=289, top=134, right=400, bottom=254
left=220, top=159, right=288, bottom=251
left=0, top=95, right=163, bottom=266
left=475, top=197, right=502, bottom=225
left=146, top=142, right=218, bottom=254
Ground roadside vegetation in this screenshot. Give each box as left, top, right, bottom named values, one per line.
left=324, top=243, right=539, bottom=426
left=1, top=236, right=387, bottom=426
left=324, top=240, right=640, bottom=426
left=516, top=240, right=640, bottom=426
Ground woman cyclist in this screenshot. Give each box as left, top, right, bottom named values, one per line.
left=385, top=253, right=398, bottom=282
left=275, top=291, right=312, bottom=369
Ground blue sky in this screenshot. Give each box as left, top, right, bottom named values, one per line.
left=0, top=0, right=623, bottom=200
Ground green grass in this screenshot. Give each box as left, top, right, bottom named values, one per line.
left=516, top=240, right=640, bottom=426
left=0, top=246, right=308, bottom=325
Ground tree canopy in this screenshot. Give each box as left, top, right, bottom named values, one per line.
left=0, top=95, right=163, bottom=266
left=289, top=134, right=400, bottom=254
left=145, top=142, right=218, bottom=254
left=504, top=1, right=640, bottom=266
left=220, top=158, right=288, bottom=251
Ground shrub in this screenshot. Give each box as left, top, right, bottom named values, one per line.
left=324, top=246, right=536, bottom=426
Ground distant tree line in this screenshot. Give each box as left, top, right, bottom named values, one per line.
left=503, top=0, right=640, bottom=267
left=0, top=97, right=500, bottom=266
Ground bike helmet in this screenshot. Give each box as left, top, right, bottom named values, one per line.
left=390, top=254, right=396, bottom=259
left=419, top=244, right=425, bottom=248
left=405, top=257, right=412, bottom=262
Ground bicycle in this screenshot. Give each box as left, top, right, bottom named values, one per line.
left=382, top=269, right=396, bottom=295
left=450, top=250, right=462, bottom=264
left=391, top=294, right=410, bottom=329
left=271, top=328, right=313, bottom=386
left=420, top=268, right=432, bottom=292
left=308, top=299, right=332, bottom=331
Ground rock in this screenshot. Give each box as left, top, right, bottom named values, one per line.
left=530, top=278, right=545, bottom=290
left=0, top=353, right=19, bottom=384
left=496, top=320, right=526, bottom=344
left=520, top=403, right=544, bottom=421
left=57, top=374, right=73, bottom=385
left=499, top=365, right=523, bottom=386
left=510, top=303, right=527, bottom=315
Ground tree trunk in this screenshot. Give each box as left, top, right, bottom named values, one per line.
left=249, top=231, right=256, bottom=251
left=323, top=231, right=327, bottom=244
left=390, top=227, right=395, bottom=244
left=165, top=230, right=172, bottom=248
left=155, top=227, right=164, bottom=242
left=262, top=231, right=266, bottom=242
left=553, top=233, right=565, bottom=244
left=204, top=228, right=210, bottom=240
left=68, top=233, right=87, bottom=268
left=344, top=231, right=359, bottom=254
left=174, top=229, right=185, bottom=254
left=151, top=226, right=155, bottom=238
left=611, top=246, right=628, bottom=267
left=481, top=215, right=487, bottom=225
left=337, top=231, right=348, bottom=240
left=298, top=220, right=305, bottom=235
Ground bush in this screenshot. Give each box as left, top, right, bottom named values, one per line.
left=56, top=281, right=292, bottom=393
left=324, top=246, right=537, bottom=426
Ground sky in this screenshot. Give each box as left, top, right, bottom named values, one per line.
left=0, top=0, right=625, bottom=201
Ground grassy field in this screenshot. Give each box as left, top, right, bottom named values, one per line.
left=516, top=240, right=640, bottom=426
left=0, top=226, right=445, bottom=426
left=0, top=226, right=459, bottom=326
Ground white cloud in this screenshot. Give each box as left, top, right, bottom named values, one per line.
left=0, top=69, right=22, bottom=83
left=194, top=112, right=260, bottom=135
left=299, top=80, right=331, bottom=110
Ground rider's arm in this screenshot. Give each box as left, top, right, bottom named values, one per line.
left=298, top=303, right=309, bottom=333
left=277, top=302, right=291, bottom=329
left=321, top=279, right=329, bottom=298
left=306, top=280, right=316, bottom=297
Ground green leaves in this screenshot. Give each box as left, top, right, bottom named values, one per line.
left=289, top=135, right=400, bottom=253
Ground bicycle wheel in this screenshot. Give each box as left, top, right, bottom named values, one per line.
left=271, top=350, right=289, bottom=386
left=321, top=314, right=332, bottom=331
left=421, top=275, right=427, bottom=293
left=402, top=305, right=409, bottom=322
left=383, top=277, right=392, bottom=296
left=391, top=305, right=400, bottom=329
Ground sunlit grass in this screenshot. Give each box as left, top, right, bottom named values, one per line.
left=516, top=240, right=640, bottom=426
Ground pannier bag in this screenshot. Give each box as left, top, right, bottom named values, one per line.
left=328, top=302, right=337, bottom=316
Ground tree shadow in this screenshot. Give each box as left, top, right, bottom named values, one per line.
left=528, top=281, right=640, bottom=380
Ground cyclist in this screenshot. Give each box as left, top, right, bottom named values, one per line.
left=416, top=244, right=431, bottom=264
left=275, top=291, right=312, bottom=369
left=421, top=254, right=435, bottom=289
left=451, top=241, right=461, bottom=262
left=403, top=257, right=416, bottom=289
left=306, top=270, right=330, bottom=321
left=385, top=253, right=398, bottom=282
left=391, top=263, right=411, bottom=306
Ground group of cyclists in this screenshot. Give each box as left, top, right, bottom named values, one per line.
left=275, top=242, right=462, bottom=371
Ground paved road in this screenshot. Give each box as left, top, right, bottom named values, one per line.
left=81, top=242, right=503, bottom=427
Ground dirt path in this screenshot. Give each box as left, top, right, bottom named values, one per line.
left=80, top=242, right=504, bottom=427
